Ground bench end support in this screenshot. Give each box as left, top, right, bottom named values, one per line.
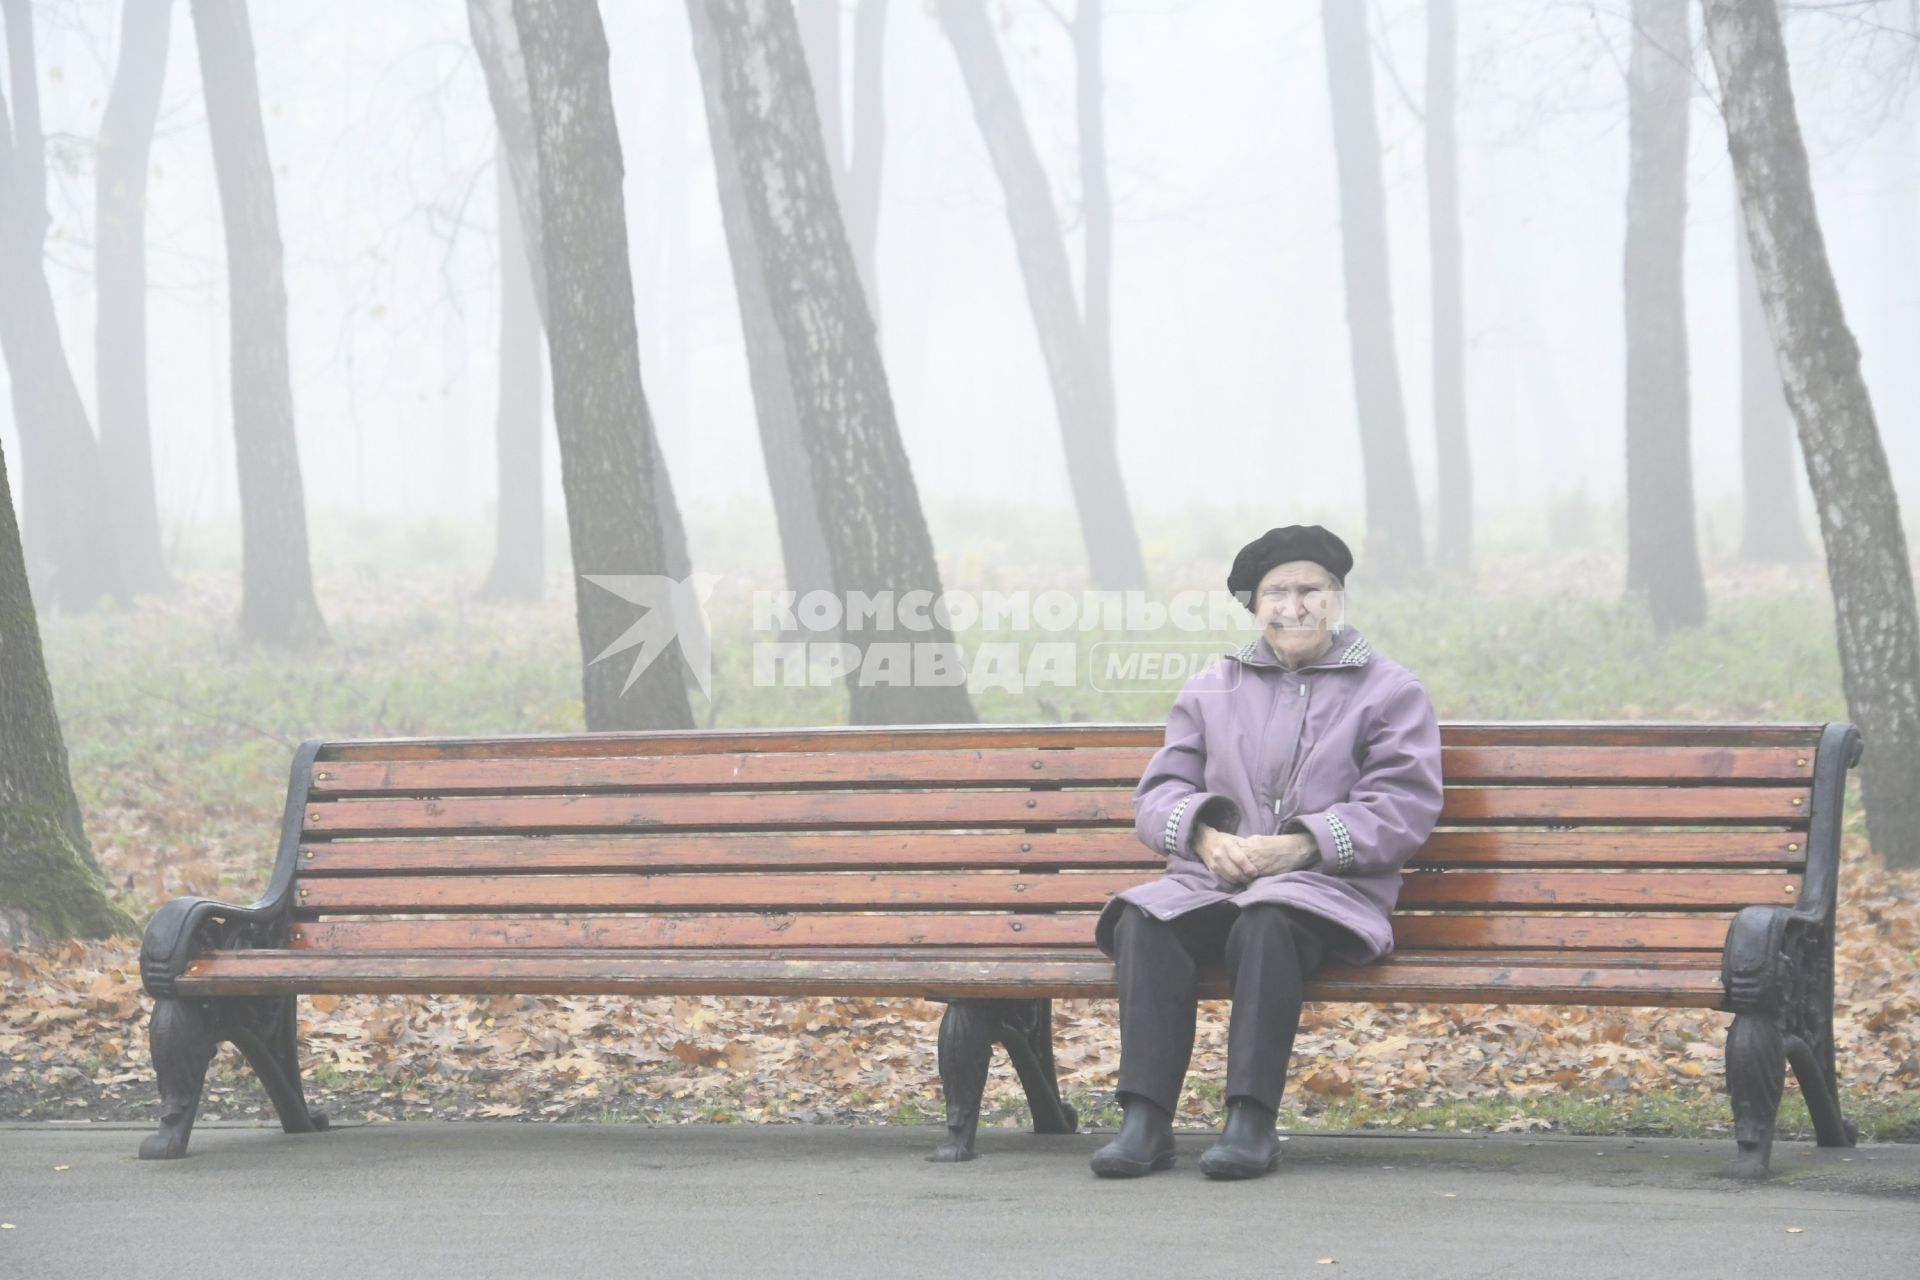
left=1721, top=900, right=1856, bottom=1179
left=931, top=998, right=1078, bottom=1163
left=138, top=994, right=329, bottom=1160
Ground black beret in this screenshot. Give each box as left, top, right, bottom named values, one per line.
left=1227, top=525, right=1353, bottom=609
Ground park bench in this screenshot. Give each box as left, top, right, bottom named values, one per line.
left=138, top=720, right=1860, bottom=1176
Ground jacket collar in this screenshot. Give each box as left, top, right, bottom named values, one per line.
left=1227, top=625, right=1372, bottom=672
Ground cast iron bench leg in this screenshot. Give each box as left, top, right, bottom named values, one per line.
left=930, top=998, right=1079, bottom=1162
left=1726, top=1011, right=1786, bottom=1179
left=140, top=995, right=328, bottom=1160
left=141, top=998, right=218, bottom=1160
left=1723, top=905, right=1856, bottom=1179
left=225, top=995, right=330, bottom=1139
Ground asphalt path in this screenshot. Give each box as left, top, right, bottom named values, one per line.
left=3, top=1122, right=1914, bottom=1278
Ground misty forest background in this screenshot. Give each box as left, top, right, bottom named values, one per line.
left=1, top=0, right=1917, bottom=1133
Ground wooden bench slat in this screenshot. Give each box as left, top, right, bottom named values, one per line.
left=289, top=912, right=1734, bottom=953
left=1392, top=913, right=1730, bottom=950
left=176, top=950, right=1728, bottom=1006
left=294, top=871, right=1146, bottom=913
left=310, top=751, right=1120, bottom=795
left=297, top=832, right=1161, bottom=875
left=313, top=721, right=1825, bottom=764
left=262, top=945, right=1721, bottom=971
left=1445, top=724, right=1823, bottom=748
left=310, top=749, right=1150, bottom=795
left=307, top=744, right=1818, bottom=797
left=302, top=790, right=1134, bottom=836
left=290, top=915, right=1098, bottom=950
left=1435, top=786, right=1807, bottom=823
left=295, top=829, right=1806, bottom=877
left=315, top=725, right=1169, bottom=762
left=1438, top=746, right=1813, bottom=782
left=301, top=785, right=1811, bottom=837
left=1398, top=870, right=1798, bottom=910
left=292, top=869, right=1797, bottom=914
left=1414, top=830, right=1804, bottom=869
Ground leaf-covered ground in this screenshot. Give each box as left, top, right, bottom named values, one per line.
left=5, top=520, right=1917, bottom=1138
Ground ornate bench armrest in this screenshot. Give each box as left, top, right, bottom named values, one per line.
left=1719, top=904, right=1823, bottom=1017
left=140, top=896, right=289, bottom=998
left=141, top=740, right=326, bottom=999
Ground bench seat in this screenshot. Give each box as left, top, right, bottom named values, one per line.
left=138, top=720, right=1859, bottom=1175
left=177, top=947, right=1729, bottom=1003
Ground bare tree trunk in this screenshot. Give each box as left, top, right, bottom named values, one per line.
left=844, top=0, right=885, bottom=322
left=476, top=138, right=546, bottom=602
left=1705, top=0, right=1920, bottom=869
left=1321, top=0, right=1425, bottom=581
left=937, top=0, right=1146, bottom=591
left=467, top=0, right=547, bottom=311
left=1426, top=0, right=1472, bottom=574
left=96, top=0, right=175, bottom=597
left=513, top=0, right=695, bottom=732
left=0, top=439, right=131, bottom=944
left=0, top=0, right=126, bottom=614
left=693, top=0, right=974, bottom=726
left=688, top=0, right=836, bottom=607
left=1736, top=196, right=1813, bottom=563
left=469, top=0, right=545, bottom=602
left=473, top=0, right=700, bottom=626
left=191, top=0, right=327, bottom=647
left=1623, top=0, right=1706, bottom=632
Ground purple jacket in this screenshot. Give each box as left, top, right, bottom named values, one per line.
left=1095, top=626, right=1444, bottom=967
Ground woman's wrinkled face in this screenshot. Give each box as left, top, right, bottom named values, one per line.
left=1255, top=560, right=1342, bottom=665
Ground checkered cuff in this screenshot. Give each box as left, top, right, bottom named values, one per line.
left=1163, top=795, right=1195, bottom=856
left=1324, top=811, right=1356, bottom=874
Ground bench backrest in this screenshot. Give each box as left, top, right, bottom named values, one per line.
left=274, top=722, right=1850, bottom=967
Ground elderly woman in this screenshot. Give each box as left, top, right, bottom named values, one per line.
left=1089, top=525, right=1444, bottom=1180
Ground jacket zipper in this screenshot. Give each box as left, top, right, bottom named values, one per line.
left=1272, top=676, right=1312, bottom=822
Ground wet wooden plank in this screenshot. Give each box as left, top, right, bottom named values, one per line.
left=289, top=913, right=1731, bottom=955
left=1436, top=723, right=1823, bottom=749
left=1397, top=871, right=1798, bottom=910
left=301, top=789, right=1136, bottom=837
left=308, top=748, right=1151, bottom=796
left=294, top=828, right=1804, bottom=877
left=1434, top=786, right=1809, bottom=824
left=317, top=724, right=1166, bottom=762
left=312, top=720, right=1826, bottom=764
left=274, top=942, right=1716, bottom=973
left=1390, top=913, right=1731, bottom=951
left=1411, top=830, right=1805, bottom=870
left=300, top=784, right=1808, bottom=838
left=292, top=870, right=1146, bottom=913
left=307, top=744, right=1818, bottom=798
left=297, top=832, right=1159, bottom=876
left=1437, top=746, right=1814, bottom=783
left=293, top=867, right=1792, bottom=915
left=291, top=914, right=1101, bottom=951
left=176, top=950, right=1727, bottom=1006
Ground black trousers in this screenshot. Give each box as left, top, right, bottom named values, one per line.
left=1112, top=900, right=1347, bottom=1114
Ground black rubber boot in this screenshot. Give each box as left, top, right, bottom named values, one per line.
left=1199, top=1097, right=1281, bottom=1180
left=1089, top=1094, right=1176, bottom=1178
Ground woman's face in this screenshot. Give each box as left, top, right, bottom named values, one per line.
left=1254, top=560, right=1341, bottom=664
